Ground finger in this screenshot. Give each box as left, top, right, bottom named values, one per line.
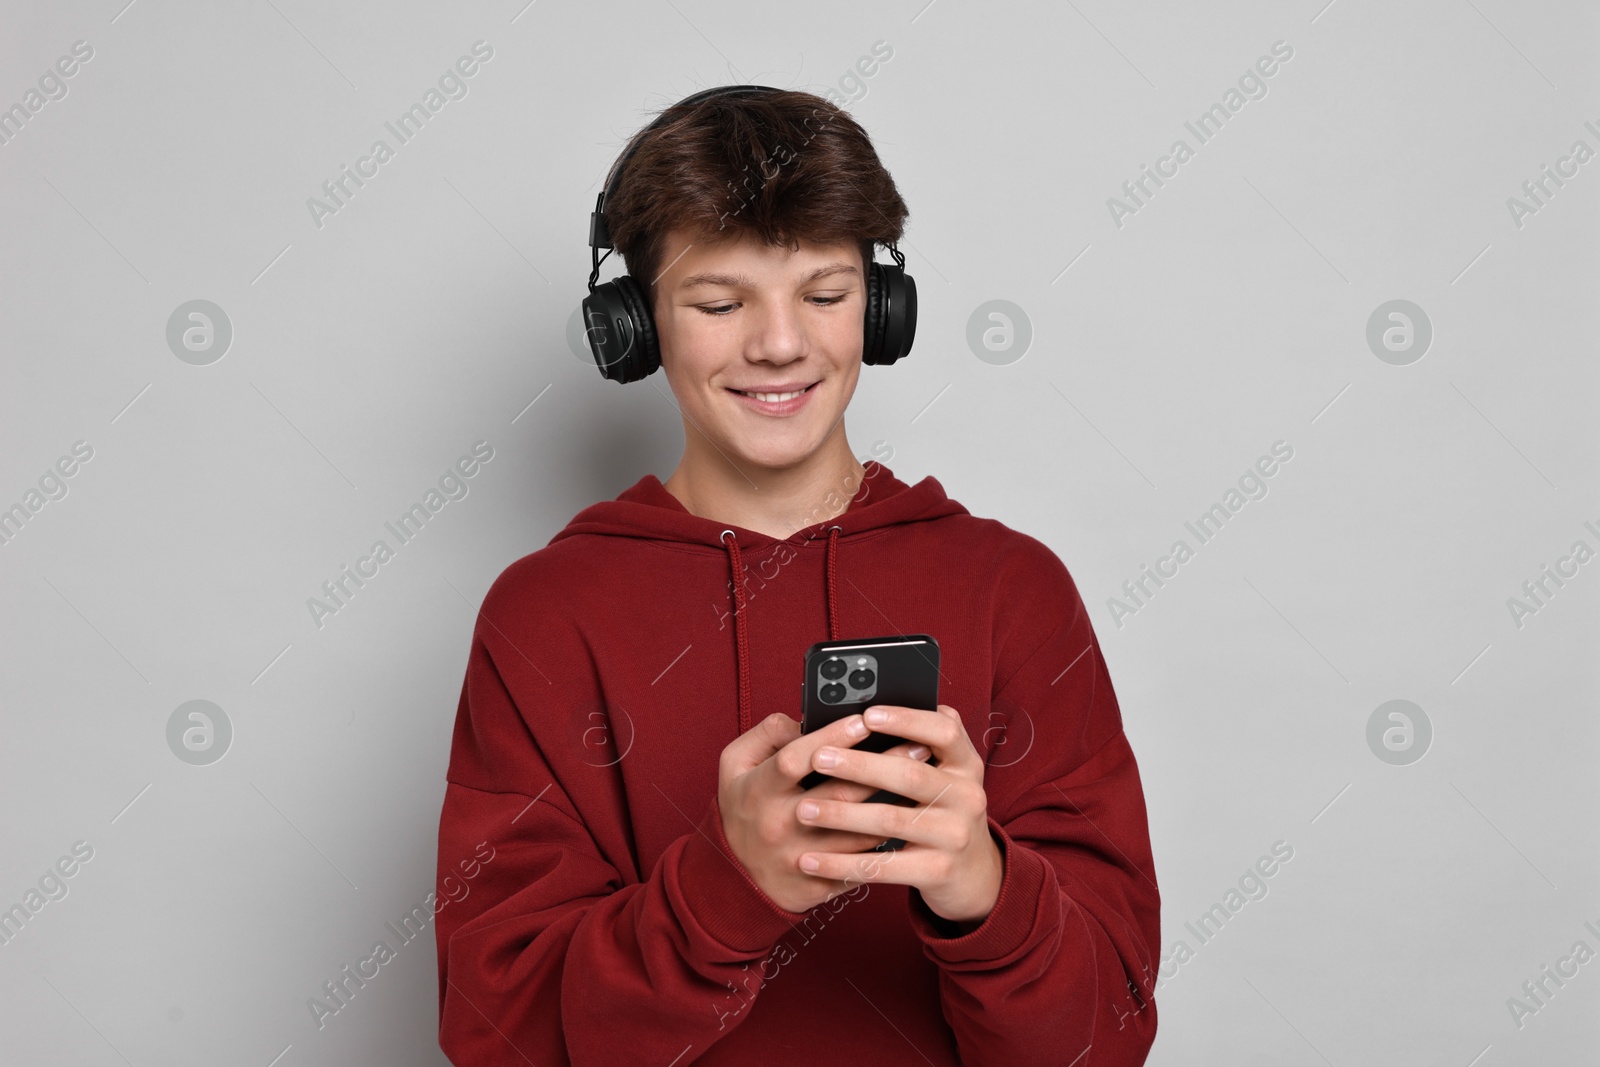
left=774, top=713, right=872, bottom=786
left=863, top=704, right=972, bottom=768
left=809, top=744, right=943, bottom=805
left=798, top=843, right=933, bottom=886
left=795, top=793, right=946, bottom=848
left=806, top=741, right=931, bottom=803
left=798, top=822, right=903, bottom=855
left=802, top=739, right=928, bottom=798
left=798, top=788, right=920, bottom=851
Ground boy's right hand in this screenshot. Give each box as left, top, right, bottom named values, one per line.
left=716, top=711, right=927, bottom=914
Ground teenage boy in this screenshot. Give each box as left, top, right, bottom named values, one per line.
left=435, top=86, right=1160, bottom=1066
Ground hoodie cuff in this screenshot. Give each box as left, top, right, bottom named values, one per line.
left=907, top=816, right=1050, bottom=964
left=678, top=795, right=809, bottom=953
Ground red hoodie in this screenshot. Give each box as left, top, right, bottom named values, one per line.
left=434, top=462, right=1160, bottom=1065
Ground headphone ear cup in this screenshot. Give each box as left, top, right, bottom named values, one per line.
left=863, top=262, right=887, bottom=365
left=581, top=282, right=634, bottom=383
left=612, top=275, right=660, bottom=381
left=582, top=275, right=659, bottom=383
left=890, top=268, right=916, bottom=364
left=864, top=262, right=916, bottom=366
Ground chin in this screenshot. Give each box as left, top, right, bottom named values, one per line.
left=736, top=441, right=818, bottom=472
left=729, top=428, right=826, bottom=471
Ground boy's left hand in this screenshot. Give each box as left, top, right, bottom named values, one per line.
left=794, top=703, right=1003, bottom=929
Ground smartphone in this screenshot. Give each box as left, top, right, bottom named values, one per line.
left=799, top=634, right=940, bottom=852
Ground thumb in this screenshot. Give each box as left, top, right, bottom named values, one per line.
left=726, top=712, right=798, bottom=773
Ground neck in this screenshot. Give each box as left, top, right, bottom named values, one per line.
left=663, top=423, right=867, bottom=540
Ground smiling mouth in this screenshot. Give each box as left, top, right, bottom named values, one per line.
left=727, top=383, right=819, bottom=402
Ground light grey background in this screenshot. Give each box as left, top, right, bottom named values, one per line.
left=2, top=1, right=1596, bottom=1064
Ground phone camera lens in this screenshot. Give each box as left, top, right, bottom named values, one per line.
left=820, top=657, right=847, bottom=680
left=820, top=682, right=847, bottom=704
left=848, top=669, right=875, bottom=689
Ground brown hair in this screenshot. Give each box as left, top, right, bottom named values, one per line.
left=602, top=88, right=909, bottom=309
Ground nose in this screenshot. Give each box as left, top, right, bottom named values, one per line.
left=749, top=297, right=806, bottom=366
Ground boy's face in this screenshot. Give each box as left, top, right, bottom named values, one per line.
left=650, top=225, right=866, bottom=472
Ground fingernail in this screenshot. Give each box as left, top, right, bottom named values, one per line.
left=907, top=745, right=930, bottom=760
left=845, top=716, right=868, bottom=738
left=797, top=801, right=820, bottom=819
left=800, top=855, right=820, bottom=872
left=815, top=748, right=840, bottom=768
left=864, top=707, right=889, bottom=725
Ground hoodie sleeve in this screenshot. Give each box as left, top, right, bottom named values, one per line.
left=434, top=582, right=814, bottom=1066
left=903, top=536, right=1161, bottom=1066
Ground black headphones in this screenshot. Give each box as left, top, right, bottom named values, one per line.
left=581, top=84, right=917, bottom=384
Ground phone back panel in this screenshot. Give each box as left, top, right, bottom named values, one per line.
left=798, top=633, right=941, bottom=810
left=800, top=634, right=940, bottom=753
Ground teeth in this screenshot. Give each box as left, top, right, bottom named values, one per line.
left=740, top=388, right=808, bottom=402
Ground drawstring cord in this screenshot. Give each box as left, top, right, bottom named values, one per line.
left=721, top=529, right=754, bottom=736
left=825, top=525, right=841, bottom=641
left=721, top=524, right=844, bottom=736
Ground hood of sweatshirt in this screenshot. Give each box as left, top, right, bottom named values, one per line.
left=548, top=462, right=969, bottom=737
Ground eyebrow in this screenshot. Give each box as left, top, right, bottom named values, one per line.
left=677, top=262, right=860, bottom=290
